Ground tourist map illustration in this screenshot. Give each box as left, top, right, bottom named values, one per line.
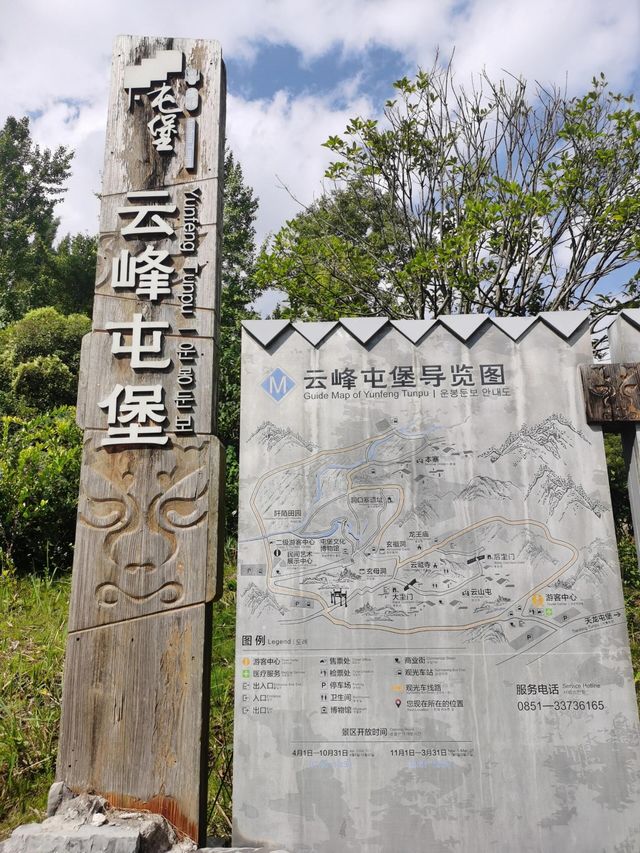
left=241, top=412, right=619, bottom=662
left=234, top=321, right=640, bottom=853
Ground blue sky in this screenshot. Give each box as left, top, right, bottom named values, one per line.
left=0, top=0, right=638, bottom=264
left=226, top=43, right=409, bottom=104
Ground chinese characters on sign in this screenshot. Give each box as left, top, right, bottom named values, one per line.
left=57, top=37, right=226, bottom=847
left=234, top=317, right=640, bottom=853
left=305, top=363, right=506, bottom=390
left=98, top=186, right=204, bottom=445
left=123, top=49, right=201, bottom=167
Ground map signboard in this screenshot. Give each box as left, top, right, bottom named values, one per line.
left=233, top=314, right=640, bottom=852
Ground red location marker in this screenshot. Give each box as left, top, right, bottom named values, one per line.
left=395, top=699, right=402, bottom=708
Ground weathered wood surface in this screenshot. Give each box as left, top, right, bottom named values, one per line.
left=580, top=362, right=640, bottom=423
left=609, top=312, right=640, bottom=578
left=98, top=185, right=220, bottom=233
left=58, top=36, right=225, bottom=845
left=75, top=330, right=218, bottom=435
left=67, top=433, right=224, bottom=631
left=57, top=605, right=211, bottom=842
left=102, top=37, right=225, bottom=195
left=95, top=228, right=222, bottom=319
left=91, top=294, right=216, bottom=339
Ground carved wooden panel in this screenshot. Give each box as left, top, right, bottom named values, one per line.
left=76, top=331, right=217, bottom=435
left=102, top=39, right=225, bottom=195
left=608, top=315, right=640, bottom=578
left=58, top=36, right=225, bottom=845
left=68, top=433, right=224, bottom=631
left=580, top=362, right=640, bottom=423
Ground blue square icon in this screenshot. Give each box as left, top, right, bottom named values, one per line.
left=261, top=368, right=295, bottom=402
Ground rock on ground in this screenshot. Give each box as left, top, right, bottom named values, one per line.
left=0, top=785, right=294, bottom=853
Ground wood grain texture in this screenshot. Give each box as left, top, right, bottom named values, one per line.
left=94, top=228, right=221, bottom=320
left=76, top=331, right=217, bottom=435
left=609, top=316, right=640, bottom=577
left=98, top=186, right=220, bottom=234
left=102, top=37, right=225, bottom=196
left=58, top=37, right=226, bottom=844
left=580, top=362, right=640, bottom=423
left=57, top=604, right=212, bottom=844
left=91, top=293, right=216, bottom=340
left=67, top=432, right=224, bottom=631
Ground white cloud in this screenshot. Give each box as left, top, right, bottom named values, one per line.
left=227, top=88, right=374, bottom=243
left=447, top=0, right=640, bottom=92
left=0, top=0, right=637, bottom=244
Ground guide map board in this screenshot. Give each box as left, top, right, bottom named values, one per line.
left=233, top=314, right=640, bottom=853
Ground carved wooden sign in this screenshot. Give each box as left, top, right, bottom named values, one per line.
left=57, top=36, right=225, bottom=845
left=580, top=362, right=640, bottom=423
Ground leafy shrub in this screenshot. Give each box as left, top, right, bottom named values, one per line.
left=4, top=307, right=89, bottom=373
left=0, top=308, right=90, bottom=417
left=12, top=356, right=77, bottom=412
left=0, top=408, right=81, bottom=574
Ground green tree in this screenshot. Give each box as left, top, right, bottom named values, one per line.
left=219, top=151, right=260, bottom=531
left=0, top=307, right=90, bottom=416
left=258, top=66, right=640, bottom=321
left=35, top=233, right=97, bottom=317
left=0, top=117, right=73, bottom=324
left=12, top=356, right=77, bottom=412
left=0, top=408, right=82, bottom=574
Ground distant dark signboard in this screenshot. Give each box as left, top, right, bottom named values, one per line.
left=233, top=313, right=640, bottom=853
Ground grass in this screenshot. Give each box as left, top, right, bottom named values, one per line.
left=0, top=568, right=70, bottom=835
left=1, top=541, right=640, bottom=842
left=0, top=549, right=239, bottom=843
left=207, top=539, right=237, bottom=839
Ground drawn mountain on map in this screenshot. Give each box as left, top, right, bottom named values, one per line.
left=465, top=622, right=508, bottom=645
left=335, top=566, right=361, bottom=581
left=446, top=520, right=560, bottom=570
left=517, top=529, right=560, bottom=566
left=248, top=421, right=317, bottom=454
left=401, top=488, right=458, bottom=524
left=554, top=538, right=616, bottom=589
left=300, top=565, right=359, bottom=585
left=480, top=413, right=589, bottom=464
left=457, top=475, right=520, bottom=502
left=525, top=464, right=608, bottom=520
left=242, top=581, right=287, bottom=616
left=354, top=602, right=405, bottom=621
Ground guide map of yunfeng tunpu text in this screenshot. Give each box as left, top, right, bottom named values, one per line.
left=233, top=318, right=640, bottom=853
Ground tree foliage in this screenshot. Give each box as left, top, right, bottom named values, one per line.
left=258, top=65, right=640, bottom=320
left=35, top=232, right=97, bottom=318
left=0, top=117, right=73, bottom=324
left=0, top=408, right=82, bottom=574
left=0, top=307, right=90, bottom=416
left=218, top=151, right=260, bottom=530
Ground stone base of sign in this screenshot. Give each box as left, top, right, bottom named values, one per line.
left=0, top=790, right=192, bottom=853
left=0, top=786, right=294, bottom=853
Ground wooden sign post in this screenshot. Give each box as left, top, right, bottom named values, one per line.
left=607, top=310, right=640, bottom=576
left=56, top=36, right=225, bottom=845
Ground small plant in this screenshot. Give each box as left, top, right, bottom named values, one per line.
left=0, top=408, right=81, bottom=575
left=0, top=568, right=70, bottom=836
left=207, top=541, right=237, bottom=838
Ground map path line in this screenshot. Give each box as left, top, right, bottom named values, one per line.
left=497, top=612, right=628, bottom=668
left=250, top=503, right=579, bottom=634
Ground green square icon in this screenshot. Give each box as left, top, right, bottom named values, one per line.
left=242, top=669, right=251, bottom=678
